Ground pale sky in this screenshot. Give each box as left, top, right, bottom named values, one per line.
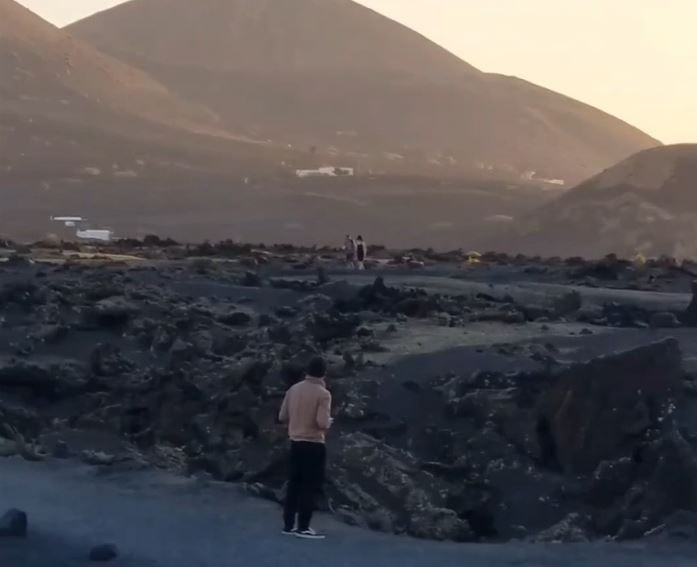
left=19, top=0, right=697, bottom=144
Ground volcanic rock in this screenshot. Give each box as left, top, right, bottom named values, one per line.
left=241, top=272, right=263, bottom=287
left=89, top=543, right=119, bottom=562
left=682, top=281, right=697, bottom=326
left=217, top=311, right=252, bottom=327
left=0, top=509, right=28, bottom=538
left=649, top=312, right=681, bottom=329
left=307, top=313, right=361, bottom=343
left=552, top=290, right=582, bottom=317
left=328, top=433, right=474, bottom=541
left=533, top=513, right=591, bottom=543
left=92, top=297, right=139, bottom=326
left=540, top=339, right=682, bottom=474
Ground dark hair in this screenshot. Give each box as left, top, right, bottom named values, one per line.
left=307, top=357, right=327, bottom=378
left=357, top=235, right=363, bottom=241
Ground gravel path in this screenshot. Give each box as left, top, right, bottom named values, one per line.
left=1, top=458, right=696, bottom=567
left=337, top=273, right=692, bottom=311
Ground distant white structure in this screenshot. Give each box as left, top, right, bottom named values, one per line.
left=76, top=229, right=113, bottom=242
left=51, top=216, right=84, bottom=228
left=51, top=216, right=113, bottom=242
left=295, top=166, right=355, bottom=178
left=522, top=171, right=566, bottom=187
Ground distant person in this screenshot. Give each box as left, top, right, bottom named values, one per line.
left=344, top=234, right=356, bottom=269
left=355, top=235, right=367, bottom=270
left=279, top=357, right=333, bottom=539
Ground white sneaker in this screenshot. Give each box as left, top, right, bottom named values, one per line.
left=294, top=528, right=326, bottom=540
left=282, top=529, right=296, bottom=536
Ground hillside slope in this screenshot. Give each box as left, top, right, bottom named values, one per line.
left=0, top=0, right=306, bottom=240
left=68, top=0, right=659, bottom=183
left=493, top=145, right=697, bottom=258
left=0, top=0, right=227, bottom=135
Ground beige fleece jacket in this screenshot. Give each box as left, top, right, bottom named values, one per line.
left=279, top=377, right=332, bottom=443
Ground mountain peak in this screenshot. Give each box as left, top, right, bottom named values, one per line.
left=67, top=0, right=657, bottom=182
left=69, top=0, right=477, bottom=78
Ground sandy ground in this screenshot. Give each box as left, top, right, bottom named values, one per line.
left=1, top=457, right=696, bottom=567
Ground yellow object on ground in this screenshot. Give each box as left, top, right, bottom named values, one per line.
left=466, top=251, right=482, bottom=264
left=632, top=253, right=647, bottom=269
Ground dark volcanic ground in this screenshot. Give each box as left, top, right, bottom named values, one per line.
left=3, top=458, right=696, bottom=567
left=4, top=242, right=697, bottom=563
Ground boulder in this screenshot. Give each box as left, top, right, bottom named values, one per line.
left=394, top=297, right=439, bottom=318
left=617, top=422, right=697, bottom=538
left=31, top=324, right=68, bottom=344
left=532, top=513, right=591, bottom=543
left=89, top=543, right=119, bottom=562
left=405, top=490, right=474, bottom=542
left=587, top=457, right=636, bottom=508
left=81, top=450, right=118, bottom=466
left=190, top=329, right=215, bottom=356
left=0, top=359, right=87, bottom=398
left=217, top=311, right=252, bottom=327
left=0, top=509, right=27, bottom=538
left=52, top=440, right=71, bottom=459
left=150, top=325, right=176, bottom=351
left=92, top=297, right=139, bottom=326
left=307, top=313, right=361, bottom=343
left=682, top=280, right=697, bottom=326
left=540, top=339, right=683, bottom=474
left=552, top=291, right=582, bottom=317
left=298, top=294, right=334, bottom=313
left=602, top=302, right=650, bottom=328
left=649, top=312, right=681, bottom=329
left=241, top=271, right=263, bottom=287
left=328, top=433, right=473, bottom=541
left=90, top=343, right=133, bottom=377
left=316, top=266, right=330, bottom=285
left=168, top=339, right=196, bottom=368
left=644, top=510, right=697, bottom=542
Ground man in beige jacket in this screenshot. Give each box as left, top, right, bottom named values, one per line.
left=279, top=357, right=333, bottom=539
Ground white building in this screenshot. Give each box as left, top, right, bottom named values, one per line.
left=51, top=216, right=113, bottom=242
left=295, top=166, right=355, bottom=178
left=51, top=216, right=84, bottom=228
left=76, top=229, right=113, bottom=242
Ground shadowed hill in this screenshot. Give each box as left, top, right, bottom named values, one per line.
left=490, top=145, right=697, bottom=258
left=68, top=0, right=659, bottom=183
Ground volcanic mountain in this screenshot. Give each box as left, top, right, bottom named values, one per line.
left=494, top=145, right=697, bottom=258
left=68, top=0, right=659, bottom=184
left=0, top=0, right=231, bottom=136
left=0, top=0, right=551, bottom=249
left=0, top=0, right=307, bottom=239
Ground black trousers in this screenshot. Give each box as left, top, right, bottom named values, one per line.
left=283, top=441, right=326, bottom=531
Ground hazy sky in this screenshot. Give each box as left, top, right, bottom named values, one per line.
left=19, top=0, right=697, bottom=144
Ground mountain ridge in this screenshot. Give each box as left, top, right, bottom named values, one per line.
left=67, top=0, right=660, bottom=183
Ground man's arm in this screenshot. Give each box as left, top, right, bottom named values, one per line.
left=279, top=391, right=290, bottom=424
left=315, top=390, right=332, bottom=431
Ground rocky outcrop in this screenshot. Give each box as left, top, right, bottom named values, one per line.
left=0, top=509, right=28, bottom=538
left=540, top=339, right=682, bottom=474
left=682, top=280, right=697, bottom=326
left=328, top=433, right=474, bottom=542
left=649, top=312, right=681, bottom=329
